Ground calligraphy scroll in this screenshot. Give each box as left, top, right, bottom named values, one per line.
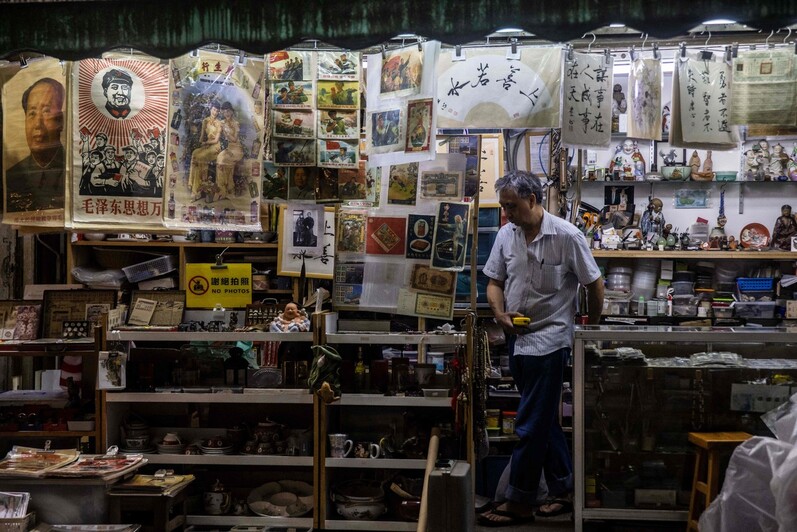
left=70, top=57, right=169, bottom=228
left=627, top=57, right=662, bottom=141
left=731, top=49, right=797, bottom=126
left=436, top=46, right=562, bottom=129
left=2, top=58, right=67, bottom=227
left=671, top=53, right=740, bottom=149
left=561, top=51, right=613, bottom=149
left=164, top=51, right=265, bottom=231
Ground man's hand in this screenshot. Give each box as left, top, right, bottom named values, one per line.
left=495, top=311, right=531, bottom=335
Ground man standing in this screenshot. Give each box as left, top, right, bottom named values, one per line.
left=479, top=171, right=604, bottom=526
left=102, top=68, right=133, bottom=119
left=5, top=77, right=66, bottom=212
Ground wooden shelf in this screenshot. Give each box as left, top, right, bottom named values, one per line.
left=325, top=457, right=427, bottom=469
left=107, top=331, right=313, bottom=342
left=185, top=515, right=313, bottom=528
left=144, top=454, right=313, bottom=466
left=105, top=391, right=313, bottom=404
left=0, top=430, right=97, bottom=438
left=592, top=249, right=797, bottom=260
left=72, top=241, right=278, bottom=249
left=323, top=520, right=417, bottom=531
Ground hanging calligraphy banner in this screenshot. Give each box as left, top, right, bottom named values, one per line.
left=2, top=58, right=67, bottom=227
left=436, top=46, right=562, bottom=129
left=561, top=51, right=613, bottom=149
left=730, top=49, right=797, bottom=126
left=627, top=57, right=662, bottom=141
left=164, top=51, right=265, bottom=231
left=671, top=53, right=740, bottom=149
left=70, top=56, right=169, bottom=228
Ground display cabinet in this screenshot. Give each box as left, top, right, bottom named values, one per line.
left=317, top=331, right=466, bottom=531
left=573, top=326, right=797, bottom=531
left=103, top=330, right=315, bottom=530
left=0, top=332, right=103, bottom=454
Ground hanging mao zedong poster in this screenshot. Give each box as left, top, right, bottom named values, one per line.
left=164, top=51, right=265, bottom=231
left=2, top=58, right=68, bottom=227
left=436, top=46, right=562, bottom=129
left=71, top=57, right=169, bottom=228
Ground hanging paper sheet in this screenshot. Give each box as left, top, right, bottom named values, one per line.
left=561, top=51, right=613, bottom=149
left=436, top=46, right=562, bottom=129
left=731, top=49, right=797, bottom=126
left=2, top=58, right=67, bottom=227
left=70, top=57, right=169, bottom=228
left=670, top=53, right=740, bottom=149
left=627, top=56, right=662, bottom=141
left=164, top=51, right=265, bottom=231
left=365, top=41, right=440, bottom=168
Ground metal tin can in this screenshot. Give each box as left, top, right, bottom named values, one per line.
left=502, top=411, right=517, bottom=434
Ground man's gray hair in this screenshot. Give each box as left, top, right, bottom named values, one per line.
left=494, top=170, right=544, bottom=203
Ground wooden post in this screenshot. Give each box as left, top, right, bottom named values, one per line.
left=416, top=426, right=441, bottom=532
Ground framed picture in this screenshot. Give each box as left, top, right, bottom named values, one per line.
left=277, top=204, right=335, bottom=279
left=0, top=300, right=41, bottom=340
left=524, top=130, right=553, bottom=178
left=674, top=189, right=710, bottom=209
left=41, top=289, right=117, bottom=338
left=654, top=140, right=687, bottom=170
left=128, top=290, right=186, bottom=327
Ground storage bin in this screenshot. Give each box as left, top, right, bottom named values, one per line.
left=122, top=255, right=178, bottom=283
left=737, top=277, right=774, bottom=292
left=0, top=512, right=35, bottom=532
left=734, top=301, right=776, bottom=319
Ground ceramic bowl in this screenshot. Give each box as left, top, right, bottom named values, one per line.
left=714, top=171, right=737, bottom=181
left=660, top=165, right=691, bottom=180
left=83, top=233, right=106, bottom=241
left=335, top=500, right=387, bottom=520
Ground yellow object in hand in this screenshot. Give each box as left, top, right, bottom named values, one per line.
left=512, top=316, right=531, bottom=327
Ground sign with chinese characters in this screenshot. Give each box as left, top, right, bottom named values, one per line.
left=436, top=46, right=562, bottom=129
left=677, top=54, right=738, bottom=145
left=71, top=57, right=169, bottom=228
left=628, top=57, right=662, bottom=141
left=185, top=263, right=252, bottom=309
left=561, top=51, right=613, bottom=149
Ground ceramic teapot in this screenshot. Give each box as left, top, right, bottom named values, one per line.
left=203, top=479, right=232, bottom=515
left=253, top=419, right=283, bottom=443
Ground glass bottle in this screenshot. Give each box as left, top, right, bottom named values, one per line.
left=354, top=348, right=366, bottom=393
left=167, top=192, right=176, bottom=219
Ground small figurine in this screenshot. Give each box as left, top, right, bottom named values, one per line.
left=269, top=302, right=310, bottom=333
left=772, top=204, right=797, bottom=250
left=728, top=235, right=738, bottom=250
left=709, top=189, right=727, bottom=249
left=640, top=197, right=665, bottom=240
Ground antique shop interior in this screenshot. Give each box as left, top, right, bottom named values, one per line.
left=3, top=2, right=797, bottom=531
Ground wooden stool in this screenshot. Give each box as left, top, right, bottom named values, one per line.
left=686, top=431, right=752, bottom=531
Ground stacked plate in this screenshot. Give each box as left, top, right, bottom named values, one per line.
left=199, top=437, right=234, bottom=455
left=156, top=441, right=187, bottom=454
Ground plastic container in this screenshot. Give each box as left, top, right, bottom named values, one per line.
left=502, top=411, right=517, bottom=435
left=486, top=409, right=501, bottom=431
left=122, top=255, right=178, bottom=282
left=737, top=278, right=774, bottom=292
left=671, top=281, right=695, bottom=295
left=734, top=301, right=776, bottom=319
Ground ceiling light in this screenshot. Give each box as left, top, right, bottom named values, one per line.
left=609, top=23, right=625, bottom=28
left=496, top=28, right=524, bottom=33
left=702, top=19, right=737, bottom=25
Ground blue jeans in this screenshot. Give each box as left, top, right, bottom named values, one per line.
left=505, top=337, right=573, bottom=505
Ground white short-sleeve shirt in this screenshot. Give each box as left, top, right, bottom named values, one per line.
left=483, top=211, right=601, bottom=356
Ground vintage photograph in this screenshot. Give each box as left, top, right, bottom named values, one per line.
left=262, top=162, right=288, bottom=201
left=420, top=170, right=463, bottom=200
left=268, top=51, right=312, bottom=81
left=317, top=51, right=360, bottom=80
left=431, top=201, right=470, bottom=270
left=380, top=47, right=423, bottom=98
left=291, top=206, right=323, bottom=248
left=273, top=109, right=315, bottom=138
left=445, top=135, right=481, bottom=198
left=371, top=109, right=402, bottom=148
left=273, top=139, right=316, bottom=166
left=406, top=214, right=434, bottom=259
left=287, top=167, right=317, bottom=201
left=388, top=162, right=419, bottom=205
left=338, top=166, right=367, bottom=200
left=405, top=99, right=433, bottom=152
left=316, top=167, right=340, bottom=202
left=337, top=211, right=367, bottom=254
left=316, top=80, right=360, bottom=109
left=317, top=109, right=359, bottom=139
left=366, top=216, right=406, bottom=255
left=272, top=80, right=313, bottom=108
left=317, top=139, right=358, bottom=168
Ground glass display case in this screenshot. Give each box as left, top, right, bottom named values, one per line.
left=573, top=326, right=797, bottom=530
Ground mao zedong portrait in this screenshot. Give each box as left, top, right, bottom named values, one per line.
left=5, top=77, right=66, bottom=212
left=102, top=68, right=133, bottom=119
